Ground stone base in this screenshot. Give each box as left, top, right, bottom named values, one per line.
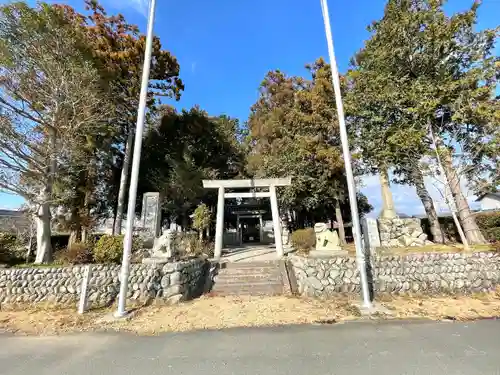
left=98, top=310, right=137, bottom=323
left=309, top=249, right=348, bottom=258
left=378, top=217, right=432, bottom=248
left=352, top=302, right=394, bottom=317
left=142, top=257, right=172, bottom=265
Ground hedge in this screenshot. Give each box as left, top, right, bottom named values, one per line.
left=421, top=211, right=500, bottom=243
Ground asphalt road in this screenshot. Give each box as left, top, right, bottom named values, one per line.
left=1, top=320, right=499, bottom=375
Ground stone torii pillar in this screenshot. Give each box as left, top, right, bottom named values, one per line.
left=202, top=178, right=292, bottom=260
left=214, top=186, right=225, bottom=259
left=269, top=184, right=283, bottom=257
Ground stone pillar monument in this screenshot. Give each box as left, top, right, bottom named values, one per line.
left=379, top=169, right=397, bottom=219
left=375, top=170, right=432, bottom=248
left=141, top=192, right=162, bottom=237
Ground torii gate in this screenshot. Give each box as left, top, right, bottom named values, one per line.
left=202, top=178, right=292, bottom=260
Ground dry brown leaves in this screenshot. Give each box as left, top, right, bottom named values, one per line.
left=1, top=290, right=499, bottom=336
left=380, top=287, right=500, bottom=321
left=0, top=295, right=359, bottom=336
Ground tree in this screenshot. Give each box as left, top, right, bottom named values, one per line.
left=246, top=61, right=372, bottom=231
left=346, top=0, right=499, bottom=244
left=192, top=203, right=211, bottom=240
left=0, top=2, right=112, bottom=262
left=52, top=0, right=184, bottom=236
left=139, top=107, right=245, bottom=228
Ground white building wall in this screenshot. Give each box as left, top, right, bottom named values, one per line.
left=480, top=196, right=500, bottom=211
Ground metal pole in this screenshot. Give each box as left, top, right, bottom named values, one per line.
left=115, top=0, right=157, bottom=317
left=319, top=0, right=371, bottom=308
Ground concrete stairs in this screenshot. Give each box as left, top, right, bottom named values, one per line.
left=210, top=261, right=286, bottom=296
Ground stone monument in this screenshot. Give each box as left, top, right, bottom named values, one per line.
left=362, top=217, right=381, bottom=253
left=376, top=170, right=432, bottom=248
left=309, top=222, right=347, bottom=257
left=141, top=192, right=162, bottom=237
left=281, top=216, right=290, bottom=246
left=378, top=217, right=431, bottom=248
left=379, top=169, right=397, bottom=219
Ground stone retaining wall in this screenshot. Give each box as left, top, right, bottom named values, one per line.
left=288, top=252, right=500, bottom=297
left=378, top=218, right=431, bottom=247
left=0, top=258, right=210, bottom=307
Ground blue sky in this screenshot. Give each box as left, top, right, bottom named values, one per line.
left=1, top=0, right=498, bottom=215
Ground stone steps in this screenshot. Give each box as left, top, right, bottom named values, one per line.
left=209, top=285, right=284, bottom=296
left=215, top=268, right=280, bottom=276
left=210, top=261, right=285, bottom=296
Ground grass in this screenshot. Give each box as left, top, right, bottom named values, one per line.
left=12, top=263, right=64, bottom=269
left=343, top=242, right=495, bottom=256
left=1, top=289, right=500, bottom=335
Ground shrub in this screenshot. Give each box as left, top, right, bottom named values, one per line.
left=475, top=212, right=500, bottom=242
left=485, top=227, right=500, bottom=242
left=492, top=241, right=500, bottom=253
left=0, top=232, right=24, bottom=264
left=421, top=212, right=500, bottom=243
left=56, top=242, right=93, bottom=265
left=475, top=212, right=500, bottom=229
left=85, top=234, right=101, bottom=249
left=175, top=232, right=214, bottom=258
left=291, top=228, right=316, bottom=254
left=192, top=203, right=211, bottom=235
left=93, top=235, right=142, bottom=264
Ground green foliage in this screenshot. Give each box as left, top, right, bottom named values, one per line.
left=485, top=228, right=500, bottom=243
left=93, top=235, right=142, bottom=264
left=475, top=212, right=500, bottom=242
left=345, top=0, right=498, bottom=245
left=55, top=242, right=93, bottom=265
left=475, top=212, right=500, bottom=231
left=0, top=232, right=24, bottom=264
left=346, top=0, right=499, bottom=179
left=192, top=204, right=211, bottom=233
left=139, top=107, right=245, bottom=222
left=291, top=228, right=316, bottom=254
left=246, top=60, right=372, bottom=223
left=421, top=212, right=500, bottom=243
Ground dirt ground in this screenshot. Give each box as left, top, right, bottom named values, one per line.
left=1, top=288, right=500, bottom=336
left=0, top=296, right=360, bottom=335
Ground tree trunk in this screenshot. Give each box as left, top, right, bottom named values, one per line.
left=34, top=192, right=53, bottom=264
left=412, top=168, right=447, bottom=244
left=81, top=189, right=92, bottom=243
left=113, top=131, right=134, bottom=235
left=182, top=213, right=188, bottom=233
left=438, top=141, right=486, bottom=244
left=26, top=220, right=35, bottom=263
left=335, top=200, right=346, bottom=245
left=35, top=129, right=57, bottom=264
left=67, top=204, right=82, bottom=249
left=68, top=229, right=81, bottom=248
